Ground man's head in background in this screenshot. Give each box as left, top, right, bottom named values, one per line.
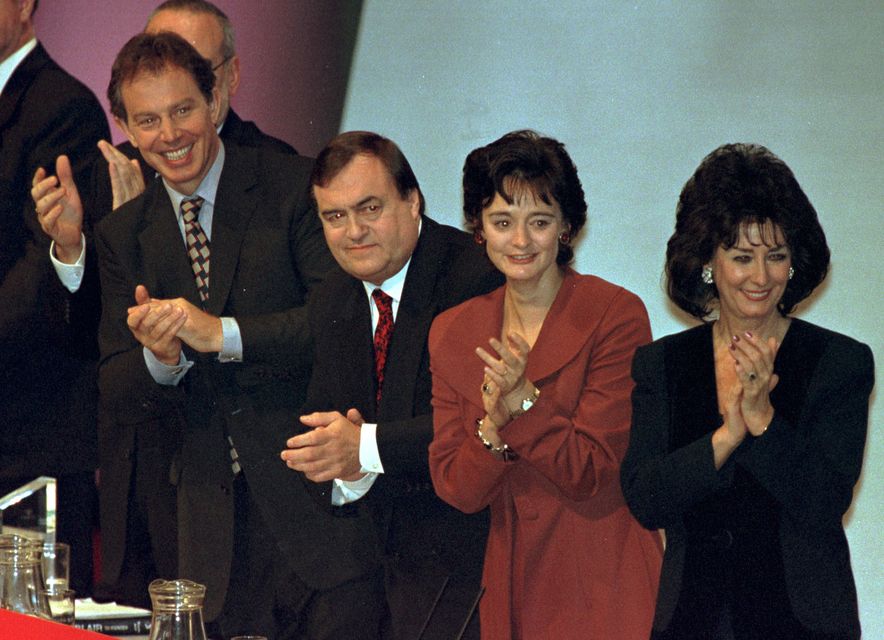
left=146, top=0, right=239, bottom=126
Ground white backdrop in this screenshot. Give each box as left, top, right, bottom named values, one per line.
left=340, top=1, right=883, bottom=634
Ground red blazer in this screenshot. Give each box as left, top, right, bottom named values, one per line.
left=429, top=270, right=662, bottom=640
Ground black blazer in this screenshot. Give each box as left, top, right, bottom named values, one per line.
left=94, top=143, right=343, bottom=619
left=621, top=319, right=874, bottom=638
left=0, top=42, right=108, bottom=479
left=302, top=217, right=503, bottom=636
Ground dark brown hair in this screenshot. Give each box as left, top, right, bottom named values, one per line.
left=462, top=130, right=586, bottom=265
left=666, top=143, right=830, bottom=319
left=108, top=32, right=215, bottom=122
left=310, top=131, right=425, bottom=216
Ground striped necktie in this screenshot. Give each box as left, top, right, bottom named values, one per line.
left=181, top=197, right=210, bottom=304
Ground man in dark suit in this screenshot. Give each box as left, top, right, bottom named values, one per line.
left=282, top=131, right=503, bottom=639
left=40, top=32, right=383, bottom=638
left=1, top=0, right=108, bottom=596
left=33, top=0, right=299, bottom=607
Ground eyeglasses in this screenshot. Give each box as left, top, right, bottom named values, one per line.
left=212, top=55, right=233, bottom=72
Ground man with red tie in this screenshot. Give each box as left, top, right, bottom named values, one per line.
left=282, top=131, right=503, bottom=640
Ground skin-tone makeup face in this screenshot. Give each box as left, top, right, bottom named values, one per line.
left=314, top=153, right=421, bottom=286
left=116, top=64, right=221, bottom=196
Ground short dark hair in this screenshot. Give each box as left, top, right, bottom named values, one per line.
left=108, top=32, right=216, bottom=122
left=666, top=143, right=830, bottom=319
left=311, top=131, right=425, bottom=216
left=462, top=130, right=587, bottom=266
left=149, top=0, right=236, bottom=60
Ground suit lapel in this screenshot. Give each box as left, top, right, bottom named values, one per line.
left=377, top=219, right=444, bottom=420
left=204, top=145, right=260, bottom=316
left=327, top=278, right=377, bottom=418
left=665, top=324, right=720, bottom=449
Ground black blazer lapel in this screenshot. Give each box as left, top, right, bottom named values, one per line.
left=342, top=280, right=377, bottom=419
left=377, top=219, right=444, bottom=420
left=203, top=145, right=260, bottom=316
left=664, top=324, right=721, bottom=451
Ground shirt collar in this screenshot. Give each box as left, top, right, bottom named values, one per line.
left=163, top=141, right=225, bottom=215
left=0, top=38, right=37, bottom=96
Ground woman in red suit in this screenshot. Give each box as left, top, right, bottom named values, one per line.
left=428, top=130, right=662, bottom=639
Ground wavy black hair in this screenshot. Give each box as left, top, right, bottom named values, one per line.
left=666, top=143, right=830, bottom=319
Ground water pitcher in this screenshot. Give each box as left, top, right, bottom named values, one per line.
left=0, top=534, right=51, bottom=618
left=148, top=578, right=208, bottom=640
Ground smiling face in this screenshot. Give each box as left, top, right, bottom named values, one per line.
left=710, top=221, right=792, bottom=324
left=116, top=64, right=221, bottom=195
left=480, top=188, right=566, bottom=289
left=313, top=153, right=421, bottom=285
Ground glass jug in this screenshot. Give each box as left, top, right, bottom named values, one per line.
left=0, top=534, right=52, bottom=618
left=148, top=578, right=208, bottom=640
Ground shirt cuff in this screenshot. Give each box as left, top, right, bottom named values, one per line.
left=144, top=348, right=193, bottom=386
left=329, top=422, right=385, bottom=505
left=359, top=423, right=384, bottom=474
left=50, top=234, right=86, bottom=293
left=218, top=317, right=243, bottom=362
left=331, top=472, right=379, bottom=506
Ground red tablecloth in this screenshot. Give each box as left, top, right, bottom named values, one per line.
left=0, top=609, right=116, bottom=639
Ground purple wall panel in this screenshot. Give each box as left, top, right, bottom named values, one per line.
left=35, top=0, right=361, bottom=156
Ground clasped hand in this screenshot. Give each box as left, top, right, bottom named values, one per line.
left=127, top=285, right=222, bottom=364
left=723, top=332, right=780, bottom=443
left=281, top=409, right=365, bottom=482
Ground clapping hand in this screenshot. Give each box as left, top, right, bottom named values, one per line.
left=476, top=333, right=534, bottom=428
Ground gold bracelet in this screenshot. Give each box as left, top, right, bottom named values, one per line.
left=475, top=418, right=517, bottom=461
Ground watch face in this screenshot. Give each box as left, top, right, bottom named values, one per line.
left=521, top=397, right=535, bottom=411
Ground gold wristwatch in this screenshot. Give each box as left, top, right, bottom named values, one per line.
left=509, top=386, right=540, bottom=419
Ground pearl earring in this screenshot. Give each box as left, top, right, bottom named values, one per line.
left=788, top=267, right=794, bottom=280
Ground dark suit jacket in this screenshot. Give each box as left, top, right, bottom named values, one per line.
left=0, top=42, right=108, bottom=480
left=302, top=217, right=503, bottom=638
left=621, top=319, right=874, bottom=638
left=94, top=143, right=344, bottom=620
left=430, top=271, right=661, bottom=640
left=90, top=111, right=299, bottom=589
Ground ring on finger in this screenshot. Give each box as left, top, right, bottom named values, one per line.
left=482, top=383, right=492, bottom=394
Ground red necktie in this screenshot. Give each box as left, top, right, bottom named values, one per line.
left=372, top=288, right=394, bottom=406
left=181, top=197, right=210, bottom=304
